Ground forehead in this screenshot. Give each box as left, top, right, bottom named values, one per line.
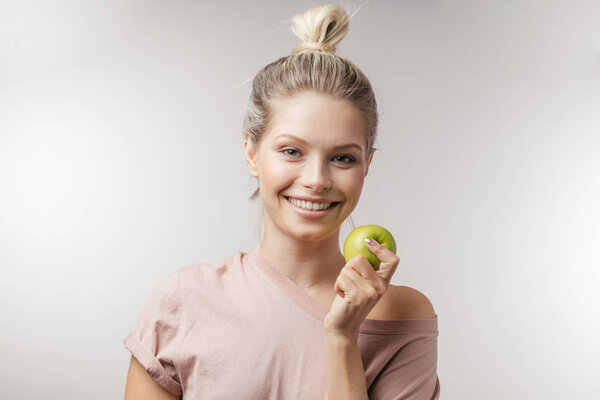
left=265, top=92, right=368, bottom=147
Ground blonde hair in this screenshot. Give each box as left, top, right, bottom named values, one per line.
left=243, top=3, right=379, bottom=201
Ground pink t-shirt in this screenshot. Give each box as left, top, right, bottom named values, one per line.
left=123, top=244, right=440, bottom=399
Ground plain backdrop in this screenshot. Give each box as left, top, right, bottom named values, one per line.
left=1, top=0, right=598, bottom=398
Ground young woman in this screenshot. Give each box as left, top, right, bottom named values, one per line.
left=124, top=4, right=439, bottom=399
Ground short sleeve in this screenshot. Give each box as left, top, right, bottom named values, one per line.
left=368, top=334, right=440, bottom=400
left=123, top=270, right=183, bottom=396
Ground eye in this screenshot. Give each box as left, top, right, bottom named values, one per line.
left=280, top=148, right=356, bottom=164
left=334, top=155, right=356, bottom=164
left=282, top=148, right=301, bottom=157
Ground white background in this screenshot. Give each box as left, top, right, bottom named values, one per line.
left=1, top=0, right=598, bottom=398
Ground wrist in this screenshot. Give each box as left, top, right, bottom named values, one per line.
left=325, top=329, right=359, bottom=343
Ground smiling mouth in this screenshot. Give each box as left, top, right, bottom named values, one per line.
left=283, top=196, right=341, bottom=211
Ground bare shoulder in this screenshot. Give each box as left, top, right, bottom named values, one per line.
left=380, top=285, right=436, bottom=320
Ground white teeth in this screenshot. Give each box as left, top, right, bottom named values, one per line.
left=287, top=197, right=333, bottom=211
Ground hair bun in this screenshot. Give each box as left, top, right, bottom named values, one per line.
left=290, top=4, right=350, bottom=55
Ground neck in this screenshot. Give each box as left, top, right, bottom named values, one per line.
left=259, top=226, right=346, bottom=292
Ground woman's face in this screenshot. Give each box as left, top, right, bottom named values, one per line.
left=244, top=91, right=375, bottom=242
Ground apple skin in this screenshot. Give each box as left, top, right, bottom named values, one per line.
left=343, top=225, right=397, bottom=270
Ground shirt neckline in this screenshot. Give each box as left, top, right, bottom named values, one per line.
left=246, top=244, right=438, bottom=335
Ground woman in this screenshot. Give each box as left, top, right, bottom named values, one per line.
left=124, top=4, right=439, bottom=399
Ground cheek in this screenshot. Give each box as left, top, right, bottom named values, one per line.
left=340, top=171, right=366, bottom=208
left=341, top=169, right=365, bottom=192
left=259, top=156, right=294, bottom=192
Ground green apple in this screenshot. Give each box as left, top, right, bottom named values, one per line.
left=343, top=225, right=397, bottom=270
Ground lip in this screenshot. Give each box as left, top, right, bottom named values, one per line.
left=284, top=195, right=339, bottom=203
left=284, top=196, right=340, bottom=219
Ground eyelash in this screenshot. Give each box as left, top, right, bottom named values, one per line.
left=281, top=148, right=356, bottom=164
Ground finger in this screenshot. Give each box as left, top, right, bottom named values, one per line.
left=347, top=255, right=381, bottom=283
left=345, top=255, right=385, bottom=295
left=364, top=238, right=400, bottom=281
left=337, top=271, right=360, bottom=303
left=342, top=265, right=379, bottom=298
left=334, top=275, right=345, bottom=298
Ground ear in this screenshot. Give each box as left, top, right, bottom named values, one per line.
left=364, top=147, right=377, bottom=177
left=244, top=133, right=260, bottom=178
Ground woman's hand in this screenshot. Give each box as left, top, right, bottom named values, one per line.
left=324, top=238, right=400, bottom=338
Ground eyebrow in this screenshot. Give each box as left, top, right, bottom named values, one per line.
left=274, top=133, right=364, bottom=153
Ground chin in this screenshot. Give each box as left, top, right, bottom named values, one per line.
left=287, top=223, right=342, bottom=242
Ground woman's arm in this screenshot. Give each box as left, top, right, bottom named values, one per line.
left=124, top=355, right=180, bottom=400
left=325, top=332, right=369, bottom=400
left=325, top=285, right=437, bottom=400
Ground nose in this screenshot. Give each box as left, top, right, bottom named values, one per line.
left=301, top=156, right=332, bottom=192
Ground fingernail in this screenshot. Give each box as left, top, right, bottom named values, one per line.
left=364, top=238, right=376, bottom=246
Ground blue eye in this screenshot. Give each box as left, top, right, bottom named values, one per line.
left=334, top=155, right=356, bottom=164
left=282, top=148, right=301, bottom=157
left=281, top=148, right=356, bottom=164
